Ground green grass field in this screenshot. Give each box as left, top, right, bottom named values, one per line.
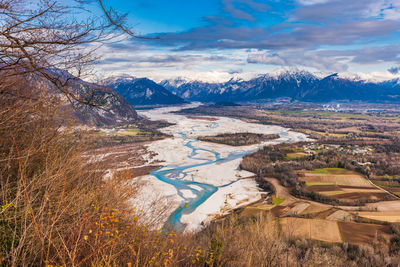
left=272, top=196, right=285, bottom=206
left=125, top=128, right=141, bottom=133
left=285, top=152, right=310, bottom=160
left=309, top=168, right=351, bottom=174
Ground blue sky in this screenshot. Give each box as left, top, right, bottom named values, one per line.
left=93, top=0, right=400, bottom=82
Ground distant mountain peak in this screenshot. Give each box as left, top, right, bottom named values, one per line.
left=268, top=67, right=315, bottom=77
left=160, top=76, right=198, bottom=88
left=253, top=68, right=318, bottom=83
left=159, top=69, right=400, bottom=103
left=102, top=75, right=137, bottom=85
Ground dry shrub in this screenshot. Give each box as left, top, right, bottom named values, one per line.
left=0, top=73, right=207, bottom=266
left=0, top=75, right=178, bottom=266
left=0, top=75, right=106, bottom=264
left=186, top=214, right=352, bottom=267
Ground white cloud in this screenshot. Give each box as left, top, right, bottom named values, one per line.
left=247, top=50, right=350, bottom=72
left=340, top=70, right=400, bottom=82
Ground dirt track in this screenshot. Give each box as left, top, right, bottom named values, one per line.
left=264, top=177, right=330, bottom=208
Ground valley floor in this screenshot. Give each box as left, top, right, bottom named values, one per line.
left=91, top=102, right=400, bottom=250
left=131, top=103, right=310, bottom=231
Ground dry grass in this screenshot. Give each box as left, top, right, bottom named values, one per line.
left=280, top=218, right=342, bottom=243
left=192, top=214, right=355, bottom=267
left=357, top=211, right=400, bottom=223
left=239, top=203, right=274, bottom=218
left=300, top=204, right=331, bottom=215
left=0, top=81, right=179, bottom=266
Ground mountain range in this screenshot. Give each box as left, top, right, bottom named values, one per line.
left=29, top=69, right=400, bottom=126
left=104, top=76, right=185, bottom=106
left=161, top=70, right=400, bottom=103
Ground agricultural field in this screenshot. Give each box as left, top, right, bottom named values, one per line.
left=240, top=199, right=395, bottom=245
left=182, top=103, right=400, bottom=254
left=337, top=221, right=392, bottom=245
left=285, top=152, right=310, bottom=160
left=239, top=202, right=275, bottom=218
left=282, top=146, right=313, bottom=160
left=280, top=217, right=342, bottom=243
left=240, top=194, right=396, bottom=246
left=279, top=217, right=392, bottom=245
left=236, top=174, right=400, bottom=249
left=299, top=203, right=332, bottom=216
left=272, top=196, right=285, bottom=205
left=299, top=168, right=393, bottom=202
left=370, top=176, right=400, bottom=196
left=356, top=211, right=400, bottom=223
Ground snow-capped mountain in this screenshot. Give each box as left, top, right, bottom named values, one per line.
left=160, top=70, right=400, bottom=103
left=160, top=77, right=193, bottom=91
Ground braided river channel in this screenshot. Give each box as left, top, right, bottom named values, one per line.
left=137, top=104, right=309, bottom=232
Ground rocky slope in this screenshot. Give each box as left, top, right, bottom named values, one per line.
left=67, top=79, right=139, bottom=126
left=29, top=71, right=139, bottom=126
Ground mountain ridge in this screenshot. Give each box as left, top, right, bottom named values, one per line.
left=104, top=76, right=186, bottom=105
left=25, top=71, right=140, bottom=126
left=160, top=71, right=400, bottom=103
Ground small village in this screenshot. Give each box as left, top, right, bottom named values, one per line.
left=302, top=143, right=374, bottom=155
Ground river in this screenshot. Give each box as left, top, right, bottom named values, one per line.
left=137, top=103, right=309, bottom=232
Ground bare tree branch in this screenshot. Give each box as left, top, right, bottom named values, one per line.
left=0, top=0, right=140, bottom=106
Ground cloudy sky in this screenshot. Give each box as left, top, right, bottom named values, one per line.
left=94, top=0, right=400, bottom=82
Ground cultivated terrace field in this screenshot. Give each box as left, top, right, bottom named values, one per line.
left=179, top=103, right=400, bottom=261
left=198, top=132, right=280, bottom=146
left=298, top=168, right=390, bottom=202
